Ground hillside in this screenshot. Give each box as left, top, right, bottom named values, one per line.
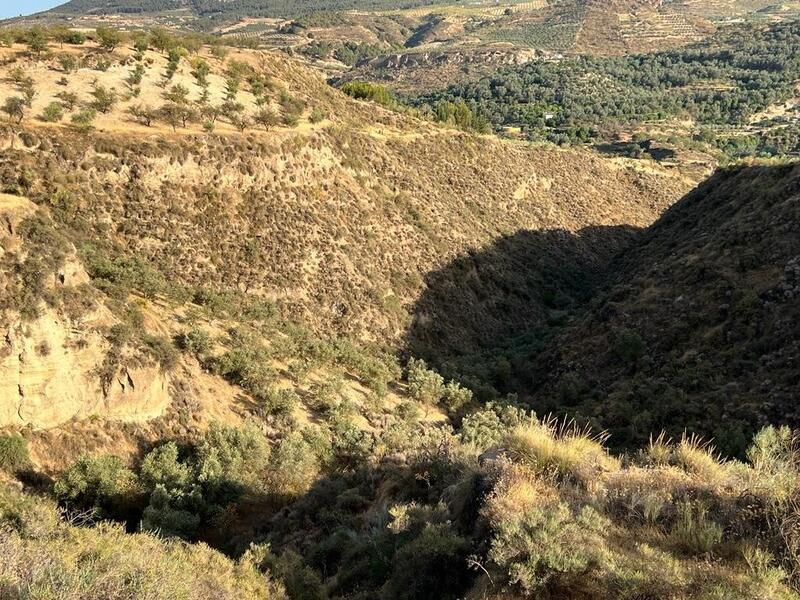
left=0, top=34, right=694, bottom=448
left=2, top=25, right=800, bottom=600
left=526, top=162, right=800, bottom=456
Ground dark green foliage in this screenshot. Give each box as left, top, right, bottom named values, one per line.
left=196, top=422, right=271, bottom=498
left=55, top=0, right=466, bottom=19
left=382, top=523, right=471, bottom=600
left=95, top=26, right=125, bottom=51
left=175, top=327, right=213, bottom=357
left=612, top=328, right=646, bottom=365
left=2, top=97, right=26, bottom=124
left=54, top=455, right=142, bottom=520
left=417, top=21, right=800, bottom=142
left=0, top=435, right=31, bottom=474
left=433, top=100, right=490, bottom=134
left=211, top=330, right=278, bottom=403
left=4, top=214, right=71, bottom=320
left=341, top=81, right=395, bottom=107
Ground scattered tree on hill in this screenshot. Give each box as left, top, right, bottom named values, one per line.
left=254, top=107, right=280, bottom=130
left=26, top=27, right=48, bottom=56
left=128, top=104, right=157, bottom=127
left=2, top=97, right=26, bottom=124
left=70, top=108, right=97, bottom=132
left=133, top=33, right=150, bottom=56
left=40, top=102, right=64, bottom=123
left=149, top=27, right=176, bottom=54
left=57, top=53, right=77, bottom=73
left=163, top=84, right=190, bottom=105
left=55, top=91, right=79, bottom=111
left=90, top=83, right=117, bottom=114
left=19, top=78, right=36, bottom=108
left=231, top=113, right=250, bottom=132
left=224, top=76, right=240, bottom=101
left=165, top=47, right=184, bottom=80
left=210, top=43, right=229, bottom=60
left=159, top=102, right=197, bottom=131
left=53, top=26, right=85, bottom=47
left=191, top=57, right=211, bottom=88
left=96, top=26, right=124, bottom=52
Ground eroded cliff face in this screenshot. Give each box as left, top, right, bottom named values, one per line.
left=0, top=194, right=171, bottom=429
left=0, top=316, right=172, bottom=428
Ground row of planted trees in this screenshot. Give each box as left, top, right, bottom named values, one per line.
left=1, top=25, right=320, bottom=134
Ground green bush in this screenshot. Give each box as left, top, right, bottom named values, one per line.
left=212, top=331, right=278, bottom=403
left=175, top=327, right=213, bottom=358
left=341, top=81, right=395, bottom=107
left=0, top=434, right=31, bottom=474
left=269, top=432, right=320, bottom=496
left=406, top=358, right=445, bottom=405
left=262, top=387, right=299, bottom=418
left=197, top=422, right=271, bottom=497
left=612, top=328, right=646, bottom=365
left=140, top=443, right=192, bottom=492
left=141, top=484, right=203, bottom=539
left=54, top=455, right=141, bottom=519
left=381, top=523, right=471, bottom=600
left=40, top=101, right=64, bottom=122
left=489, top=503, right=608, bottom=594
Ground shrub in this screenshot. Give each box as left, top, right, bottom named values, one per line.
left=141, top=334, right=179, bottom=370
left=612, top=328, right=646, bottom=365
left=382, top=523, right=472, bottom=600
left=40, top=101, right=64, bottom=123
left=141, top=483, right=203, bottom=538
left=55, top=90, right=79, bottom=111
left=441, top=381, right=472, bottom=413
left=96, top=26, right=124, bottom=52
left=57, top=53, right=77, bottom=73
left=406, top=358, right=445, bottom=405
left=262, top=387, right=299, bottom=418
left=0, top=434, right=30, bottom=474
left=54, top=455, right=141, bottom=519
left=70, top=108, right=97, bottom=132
left=341, top=81, right=395, bottom=107
left=1, top=485, right=286, bottom=599
left=269, top=432, right=320, bottom=496
left=670, top=501, right=722, bottom=555
left=309, top=107, right=326, bottom=123
left=2, top=97, right=25, bottom=124
left=460, top=402, right=527, bottom=449
left=196, top=422, right=271, bottom=497
left=90, top=83, right=117, bottom=113
left=140, top=443, right=192, bottom=492
left=175, top=327, right=213, bottom=358
left=255, top=107, right=280, bottom=130
left=489, top=497, right=608, bottom=594
left=128, top=103, right=157, bottom=126
left=212, top=332, right=278, bottom=403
